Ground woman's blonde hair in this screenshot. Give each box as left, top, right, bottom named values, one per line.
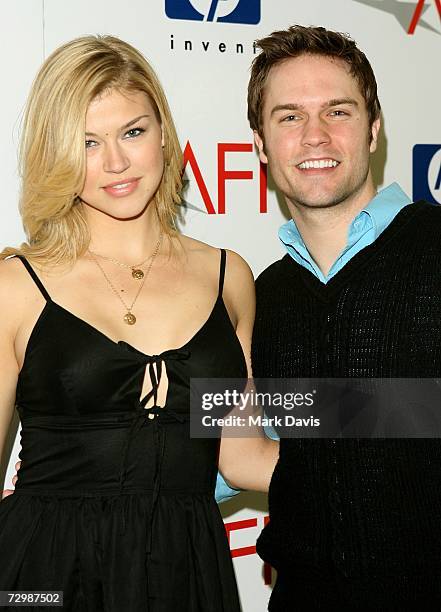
left=1, top=35, right=182, bottom=266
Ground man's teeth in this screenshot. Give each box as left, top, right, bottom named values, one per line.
left=297, top=159, right=339, bottom=169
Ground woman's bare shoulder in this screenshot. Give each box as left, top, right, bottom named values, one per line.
left=223, top=249, right=255, bottom=312
left=0, top=256, right=27, bottom=294
left=224, top=248, right=253, bottom=280
left=178, top=234, right=219, bottom=256
left=178, top=236, right=255, bottom=314
left=0, top=257, right=38, bottom=331
left=178, top=234, right=252, bottom=273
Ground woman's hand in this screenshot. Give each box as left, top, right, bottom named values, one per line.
left=1, top=460, right=20, bottom=499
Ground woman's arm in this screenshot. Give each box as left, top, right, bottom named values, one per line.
left=218, top=250, right=279, bottom=492
left=0, top=261, right=21, bottom=497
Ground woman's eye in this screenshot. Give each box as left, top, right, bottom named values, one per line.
left=85, top=127, right=145, bottom=148
left=124, top=127, right=145, bottom=138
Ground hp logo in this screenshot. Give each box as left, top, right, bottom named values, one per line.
left=413, top=145, right=441, bottom=205
left=165, top=0, right=260, bottom=25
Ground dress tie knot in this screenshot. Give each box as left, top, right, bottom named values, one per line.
left=117, top=340, right=190, bottom=365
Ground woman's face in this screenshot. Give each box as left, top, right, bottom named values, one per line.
left=79, top=88, right=164, bottom=220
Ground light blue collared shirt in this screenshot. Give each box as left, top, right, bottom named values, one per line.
left=214, top=183, right=411, bottom=503
left=278, top=183, right=411, bottom=284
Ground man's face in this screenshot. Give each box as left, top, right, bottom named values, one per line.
left=254, top=54, right=380, bottom=213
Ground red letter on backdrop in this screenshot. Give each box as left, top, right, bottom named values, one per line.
left=218, top=143, right=254, bottom=214
left=225, top=518, right=258, bottom=558
left=259, top=162, right=268, bottom=214
left=182, top=141, right=216, bottom=214
left=225, top=515, right=273, bottom=585
left=408, top=0, right=441, bottom=34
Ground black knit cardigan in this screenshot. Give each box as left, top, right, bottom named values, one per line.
left=252, top=201, right=441, bottom=581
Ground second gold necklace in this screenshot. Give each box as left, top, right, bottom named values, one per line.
left=88, top=233, right=163, bottom=325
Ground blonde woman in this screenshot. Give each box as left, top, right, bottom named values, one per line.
left=0, top=36, right=278, bottom=610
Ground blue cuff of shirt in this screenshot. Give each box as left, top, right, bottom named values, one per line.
left=215, top=472, right=241, bottom=503
left=214, top=426, right=280, bottom=503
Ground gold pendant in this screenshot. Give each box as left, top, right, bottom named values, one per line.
left=132, top=268, right=144, bottom=280
left=124, top=312, right=137, bottom=325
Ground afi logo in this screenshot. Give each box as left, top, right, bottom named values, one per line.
left=413, top=145, right=441, bottom=205
left=165, top=0, right=261, bottom=24
left=354, top=0, right=441, bottom=35
left=183, top=141, right=267, bottom=214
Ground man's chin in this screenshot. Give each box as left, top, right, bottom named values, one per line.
left=291, top=194, right=346, bottom=210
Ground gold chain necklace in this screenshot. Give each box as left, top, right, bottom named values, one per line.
left=88, top=251, right=152, bottom=280
left=88, top=233, right=162, bottom=325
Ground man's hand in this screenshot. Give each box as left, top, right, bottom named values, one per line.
left=1, top=460, right=20, bottom=499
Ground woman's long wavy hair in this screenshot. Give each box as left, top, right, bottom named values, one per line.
left=1, top=35, right=182, bottom=267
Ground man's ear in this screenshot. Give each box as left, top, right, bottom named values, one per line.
left=254, top=130, right=268, bottom=164
left=369, top=117, right=380, bottom=154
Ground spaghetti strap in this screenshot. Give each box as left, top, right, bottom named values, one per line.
left=218, top=249, right=226, bottom=297
left=15, top=255, right=51, bottom=302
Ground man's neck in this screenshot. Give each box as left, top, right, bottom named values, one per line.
left=287, top=189, right=376, bottom=277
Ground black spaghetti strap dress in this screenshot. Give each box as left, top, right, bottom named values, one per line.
left=0, top=249, right=245, bottom=611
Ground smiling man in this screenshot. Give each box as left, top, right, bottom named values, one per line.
left=248, top=25, right=441, bottom=610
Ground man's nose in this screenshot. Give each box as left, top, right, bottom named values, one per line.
left=300, top=117, right=331, bottom=148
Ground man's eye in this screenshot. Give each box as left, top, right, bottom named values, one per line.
left=330, top=110, right=348, bottom=117
left=282, top=115, right=300, bottom=122
left=124, top=127, right=145, bottom=138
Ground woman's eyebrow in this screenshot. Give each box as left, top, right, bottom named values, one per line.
left=85, top=114, right=150, bottom=136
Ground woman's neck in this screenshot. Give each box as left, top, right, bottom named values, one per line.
left=84, top=203, right=164, bottom=263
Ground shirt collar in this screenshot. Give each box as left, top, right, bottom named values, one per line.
left=361, top=182, right=411, bottom=238
left=279, top=182, right=411, bottom=262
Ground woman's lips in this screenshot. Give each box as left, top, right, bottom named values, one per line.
left=102, top=178, right=140, bottom=197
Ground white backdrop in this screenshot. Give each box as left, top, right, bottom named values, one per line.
left=1, top=1, right=440, bottom=609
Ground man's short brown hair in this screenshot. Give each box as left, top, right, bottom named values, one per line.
left=248, top=25, right=381, bottom=137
